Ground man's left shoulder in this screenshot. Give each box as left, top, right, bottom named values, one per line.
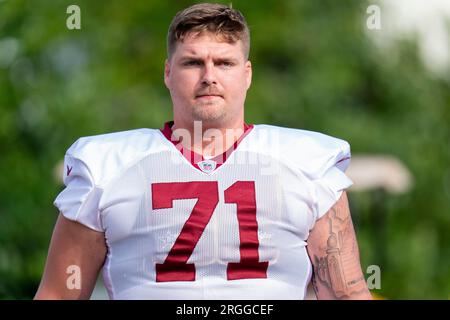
left=249, top=124, right=351, bottom=179
left=252, top=124, right=351, bottom=155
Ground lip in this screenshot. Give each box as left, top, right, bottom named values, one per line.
left=196, top=95, right=222, bottom=99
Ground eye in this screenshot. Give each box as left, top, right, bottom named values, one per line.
left=217, top=61, right=234, bottom=67
left=183, top=60, right=201, bottom=66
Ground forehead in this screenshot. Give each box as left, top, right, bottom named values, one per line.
left=173, top=33, right=244, bottom=59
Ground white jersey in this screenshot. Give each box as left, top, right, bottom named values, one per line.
left=54, top=122, right=353, bottom=300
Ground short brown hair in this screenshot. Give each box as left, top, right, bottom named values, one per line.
left=167, top=3, right=250, bottom=59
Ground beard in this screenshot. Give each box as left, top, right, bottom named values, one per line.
left=191, top=99, right=227, bottom=122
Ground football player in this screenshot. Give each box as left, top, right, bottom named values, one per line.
left=35, top=3, right=372, bottom=300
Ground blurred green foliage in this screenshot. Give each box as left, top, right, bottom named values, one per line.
left=0, top=0, right=449, bottom=299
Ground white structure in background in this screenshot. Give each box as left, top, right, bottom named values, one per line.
left=346, top=155, right=413, bottom=194
left=371, top=0, right=450, bottom=76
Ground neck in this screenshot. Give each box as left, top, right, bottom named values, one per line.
left=171, top=118, right=246, bottom=158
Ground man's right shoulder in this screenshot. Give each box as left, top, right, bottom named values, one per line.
left=66, top=128, right=161, bottom=157
left=64, top=128, right=167, bottom=186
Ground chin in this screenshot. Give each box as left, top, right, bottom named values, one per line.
left=191, top=104, right=226, bottom=122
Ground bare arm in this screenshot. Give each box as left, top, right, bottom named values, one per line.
left=34, top=214, right=107, bottom=300
left=306, top=191, right=372, bottom=300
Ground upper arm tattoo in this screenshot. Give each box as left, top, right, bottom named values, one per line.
left=309, top=193, right=370, bottom=299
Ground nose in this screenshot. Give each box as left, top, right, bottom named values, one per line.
left=201, top=62, right=217, bottom=86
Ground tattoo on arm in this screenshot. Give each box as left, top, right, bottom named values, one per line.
left=311, top=202, right=369, bottom=299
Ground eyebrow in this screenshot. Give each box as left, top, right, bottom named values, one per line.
left=178, top=56, right=240, bottom=64
left=179, top=56, right=202, bottom=62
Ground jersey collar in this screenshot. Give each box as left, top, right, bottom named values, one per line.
left=160, top=120, right=254, bottom=173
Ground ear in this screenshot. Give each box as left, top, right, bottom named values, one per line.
left=164, top=59, right=171, bottom=89
left=245, top=60, right=252, bottom=90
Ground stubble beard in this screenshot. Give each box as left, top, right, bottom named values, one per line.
left=191, top=100, right=227, bottom=123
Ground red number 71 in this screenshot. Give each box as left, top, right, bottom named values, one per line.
left=151, top=181, right=269, bottom=282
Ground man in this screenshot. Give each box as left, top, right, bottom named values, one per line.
left=35, top=3, right=371, bottom=300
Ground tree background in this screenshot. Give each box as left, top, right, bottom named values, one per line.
left=0, top=0, right=449, bottom=299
